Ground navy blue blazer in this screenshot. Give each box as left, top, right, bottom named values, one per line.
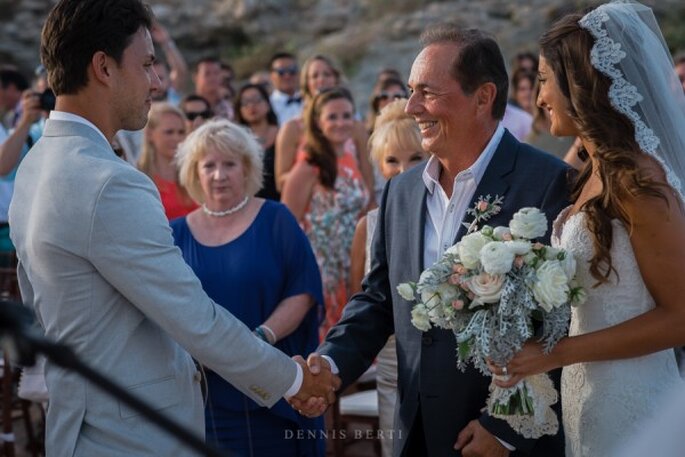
left=320, top=130, right=571, bottom=457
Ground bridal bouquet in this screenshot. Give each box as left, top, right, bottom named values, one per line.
left=397, top=197, right=586, bottom=438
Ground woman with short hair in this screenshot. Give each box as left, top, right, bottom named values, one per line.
left=172, top=119, right=325, bottom=456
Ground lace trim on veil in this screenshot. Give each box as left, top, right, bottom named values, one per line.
left=579, top=6, right=685, bottom=199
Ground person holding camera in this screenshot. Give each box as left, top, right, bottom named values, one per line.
left=0, top=87, right=48, bottom=251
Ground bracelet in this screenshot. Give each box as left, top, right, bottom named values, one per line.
left=253, top=326, right=271, bottom=344
left=260, top=324, right=277, bottom=344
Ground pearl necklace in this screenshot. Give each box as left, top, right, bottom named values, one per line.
left=201, top=196, right=249, bottom=217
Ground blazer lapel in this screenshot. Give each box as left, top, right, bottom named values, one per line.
left=407, top=170, right=429, bottom=273
left=453, top=130, right=519, bottom=243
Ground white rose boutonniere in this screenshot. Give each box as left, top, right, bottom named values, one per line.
left=533, top=260, right=570, bottom=311
left=510, top=207, right=548, bottom=240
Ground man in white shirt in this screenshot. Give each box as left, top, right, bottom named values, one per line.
left=269, top=52, right=303, bottom=125
left=10, top=1, right=337, bottom=455
left=297, top=24, right=570, bottom=457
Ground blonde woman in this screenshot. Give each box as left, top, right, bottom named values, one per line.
left=138, top=102, right=196, bottom=219
left=172, top=119, right=325, bottom=456
left=274, top=55, right=374, bottom=202
left=349, top=99, right=426, bottom=457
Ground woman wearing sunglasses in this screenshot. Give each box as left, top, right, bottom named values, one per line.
left=234, top=83, right=281, bottom=201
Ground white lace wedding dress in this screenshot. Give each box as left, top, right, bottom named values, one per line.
left=552, top=206, right=683, bottom=457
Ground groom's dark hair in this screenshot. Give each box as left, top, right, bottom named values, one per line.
left=420, top=24, right=509, bottom=120
left=41, top=0, right=153, bottom=95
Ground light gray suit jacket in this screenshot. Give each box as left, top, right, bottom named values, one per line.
left=9, top=119, right=298, bottom=457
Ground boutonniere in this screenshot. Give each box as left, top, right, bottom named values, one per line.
left=462, top=194, right=504, bottom=234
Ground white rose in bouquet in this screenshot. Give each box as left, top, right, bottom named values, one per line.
left=458, top=232, right=489, bottom=269
left=480, top=241, right=515, bottom=275
left=397, top=283, right=416, bottom=301
left=468, top=272, right=505, bottom=304
left=533, top=260, right=570, bottom=311
left=510, top=207, right=548, bottom=240
left=505, top=240, right=532, bottom=255
left=411, top=304, right=432, bottom=332
left=420, top=288, right=441, bottom=309
left=493, top=226, right=512, bottom=240
left=445, top=243, right=460, bottom=255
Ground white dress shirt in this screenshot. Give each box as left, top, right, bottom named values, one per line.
left=422, top=124, right=504, bottom=267
left=47, top=111, right=307, bottom=398
left=49, top=111, right=110, bottom=144
left=270, top=89, right=303, bottom=125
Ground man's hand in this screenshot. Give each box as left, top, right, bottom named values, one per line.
left=288, top=354, right=341, bottom=417
left=19, top=90, right=42, bottom=128
left=455, top=420, right=510, bottom=457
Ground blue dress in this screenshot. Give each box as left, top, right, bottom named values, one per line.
left=171, top=200, right=325, bottom=456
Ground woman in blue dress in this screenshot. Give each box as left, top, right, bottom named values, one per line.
left=171, top=119, right=325, bottom=456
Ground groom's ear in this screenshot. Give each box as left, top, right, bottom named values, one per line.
left=474, top=82, right=496, bottom=117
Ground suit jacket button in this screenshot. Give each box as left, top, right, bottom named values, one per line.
left=422, top=336, right=433, bottom=345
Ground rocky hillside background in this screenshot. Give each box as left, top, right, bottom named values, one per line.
left=2, top=0, right=685, bottom=104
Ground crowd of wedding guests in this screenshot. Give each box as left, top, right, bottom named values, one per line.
left=2, top=11, right=685, bottom=457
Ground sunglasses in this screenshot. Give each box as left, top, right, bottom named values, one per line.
left=271, top=66, right=298, bottom=77
left=185, top=110, right=213, bottom=121
left=375, top=91, right=407, bottom=102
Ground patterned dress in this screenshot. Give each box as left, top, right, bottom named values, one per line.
left=300, top=143, right=369, bottom=340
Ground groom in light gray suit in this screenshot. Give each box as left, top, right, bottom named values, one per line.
left=8, top=1, right=337, bottom=456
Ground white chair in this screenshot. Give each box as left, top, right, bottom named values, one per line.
left=332, top=365, right=381, bottom=457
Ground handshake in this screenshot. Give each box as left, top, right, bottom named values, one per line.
left=288, top=353, right=342, bottom=417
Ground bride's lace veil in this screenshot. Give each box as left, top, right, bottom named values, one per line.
left=579, top=0, right=685, bottom=201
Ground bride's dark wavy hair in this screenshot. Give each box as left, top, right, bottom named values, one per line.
left=540, top=13, right=671, bottom=285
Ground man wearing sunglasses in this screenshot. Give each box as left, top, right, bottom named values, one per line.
left=268, top=52, right=302, bottom=125
left=181, top=94, right=213, bottom=133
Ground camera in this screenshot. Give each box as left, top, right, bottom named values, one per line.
left=39, top=89, right=55, bottom=111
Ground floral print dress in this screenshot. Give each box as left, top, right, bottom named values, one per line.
left=300, top=142, right=369, bottom=340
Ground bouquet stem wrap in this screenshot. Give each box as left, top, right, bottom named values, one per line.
left=489, top=373, right=559, bottom=439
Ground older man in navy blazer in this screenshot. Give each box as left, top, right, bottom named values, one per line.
left=302, top=25, right=570, bottom=457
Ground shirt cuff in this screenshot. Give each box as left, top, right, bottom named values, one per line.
left=496, top=437, right=516, bottom=451
left=321, top=355, right=340, bottom=374
left=283, top=362, right=303, bottom=399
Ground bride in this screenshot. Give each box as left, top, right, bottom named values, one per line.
left=492, top=2, right=685, bottom=456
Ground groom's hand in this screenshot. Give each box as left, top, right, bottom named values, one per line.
left=455, top=420, right=510, bottom=457
left=288, top=355, right=341, bottom=417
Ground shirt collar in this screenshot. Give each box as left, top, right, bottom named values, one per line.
left=49, top=111, right=110, bottom=146
left=421, top=124, right=505, bottom=194
left=271, top=89, right=299, bottom=101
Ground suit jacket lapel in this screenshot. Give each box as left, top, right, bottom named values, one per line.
left=407, top=170, right=429, bottom=273
left=453, top=130, right=519, bottom=243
